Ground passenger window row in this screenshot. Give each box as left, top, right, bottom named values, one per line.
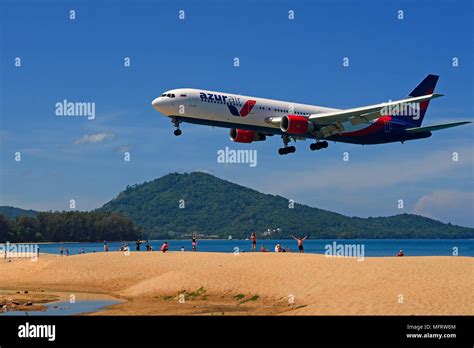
left=200, top=99, right=309, bottom=115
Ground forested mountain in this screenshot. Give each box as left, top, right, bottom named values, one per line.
left=0, top=206, right=39, bottom=219
left=99, top=172, right=474, bottom=239
left=0, top=211, right=141, bottom=242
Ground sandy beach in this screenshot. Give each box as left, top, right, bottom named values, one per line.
left=0, top=252, right=472, bottom=315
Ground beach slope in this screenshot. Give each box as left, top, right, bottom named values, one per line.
left=0, top=252, right=472, bottom=315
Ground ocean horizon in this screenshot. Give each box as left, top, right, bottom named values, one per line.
left=23, top=239, right=474, bottom=257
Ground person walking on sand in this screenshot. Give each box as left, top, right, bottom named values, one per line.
left=192, top=232, right=197, bottom=252
left=250, top=233, right=257, bottom=252
left=291, top=235, right=308, bottom=253
left=161, top=241, right=169, bottom=253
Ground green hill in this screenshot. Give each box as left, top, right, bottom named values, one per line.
left=0, top=206, right=39, bottom=219
left=98, top=172, right=474, bottom=239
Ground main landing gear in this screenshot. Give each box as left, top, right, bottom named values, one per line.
left=278, top=146, right=296, bottom=155
left=172, top=117, right=182, bottom=136
left=278, top=135, right=296, bottom=155
left=310, top=141, right=328, bottom=151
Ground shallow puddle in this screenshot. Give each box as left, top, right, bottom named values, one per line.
left=0, top=291, right=122, bottom=316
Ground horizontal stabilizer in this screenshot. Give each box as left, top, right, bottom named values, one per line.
left=405, top=121, right=471, bottom=133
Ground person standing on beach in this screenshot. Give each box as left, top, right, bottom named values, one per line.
left=291, top=235, right=308, bottom=253
left=136, top=240, right=141, bottom=251
left=60, top=247, right=64, bottom=257
left=250, top=233, right=257, bottom=252
left=66, top=249, right=69, bottom=256
left=36, top=246, right=40, bottom=258
left=104, top=241, right=109, bottom=252
left=192, top=232, right=197, bottom=252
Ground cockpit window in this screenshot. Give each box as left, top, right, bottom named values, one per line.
left=161, top=94, right=167, bottom=97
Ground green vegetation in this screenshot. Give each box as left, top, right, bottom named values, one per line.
left=97, top=172, right=474, bottom=239
left=178, top=287, right=207, bottom=301
left=0, top=211, right=141, bottom=243
left=233, top=294, right=245, bottom=301
left=0, top=206, right=38, bottom=219
left=240, top=295, right=259, bottom=304
left=2, top=172, right=472, bottom=241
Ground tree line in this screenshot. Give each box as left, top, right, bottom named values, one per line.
left=0, top=211, right=141, bottom=243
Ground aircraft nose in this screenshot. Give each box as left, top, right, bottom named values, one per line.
left=151, top=97, right=161, bottom=110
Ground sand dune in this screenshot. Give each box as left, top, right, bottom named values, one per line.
left=0, top=252, right=472, bottom=315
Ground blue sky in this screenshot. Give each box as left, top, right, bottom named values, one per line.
left=0, top=0, right=473, bottom=227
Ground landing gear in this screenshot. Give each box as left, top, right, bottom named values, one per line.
left=310, top=141, right=328, bottom=151
left=278, top=146, right=296, bottom=155
left=278, top=135, right=296, bottom=155
left=171, top=117, right=182, bottom=136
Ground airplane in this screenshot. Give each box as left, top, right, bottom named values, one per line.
left=151, top=75, right=471, bottom=155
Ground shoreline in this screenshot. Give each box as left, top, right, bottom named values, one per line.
left=5, top=237, right=474, bottom=244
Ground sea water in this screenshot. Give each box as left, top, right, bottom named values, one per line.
left=31, top=239, right=473, bottom=257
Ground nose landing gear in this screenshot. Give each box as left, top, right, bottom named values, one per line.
left=172, top=117, right=182, bottom=136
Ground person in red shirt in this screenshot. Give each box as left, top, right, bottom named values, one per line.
left=396, top=249, right=404, bottom=257
left=161, top=242, right=169, bottom=253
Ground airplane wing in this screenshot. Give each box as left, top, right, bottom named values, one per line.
left=309, top=94, right=443, bottom=126
left=405, top=121, right=471, bottom=133
left=308, top=94, right=443, bottom=138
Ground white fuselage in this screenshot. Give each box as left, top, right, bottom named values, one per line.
left=151, top=88, right=373, bottom=135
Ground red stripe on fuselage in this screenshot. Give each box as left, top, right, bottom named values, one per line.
left=240, top=100, right=256, bottom=117
left=340, top=116, right=391, bottom=137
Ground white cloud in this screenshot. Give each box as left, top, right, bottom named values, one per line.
left=74, top=132, right=114, bottom=144
left=251, top=147, right=473, bottom=194
left=114, top=145, right=131, bottom=153
left=413, top=190, right=474, bottom=227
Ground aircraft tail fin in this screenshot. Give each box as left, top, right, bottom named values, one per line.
left=406, top=74, right=439, bottom=127
left=391, top=75, right=440, bottom=127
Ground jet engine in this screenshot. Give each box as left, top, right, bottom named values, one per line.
left=229, top=129, right=266, bottom=143
left=280, top=115, right=314, bottom=134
